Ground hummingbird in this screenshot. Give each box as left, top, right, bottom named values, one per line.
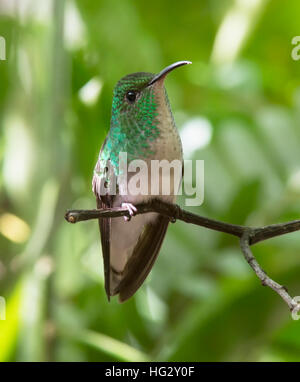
left=92, top=61, right=191, bottom=302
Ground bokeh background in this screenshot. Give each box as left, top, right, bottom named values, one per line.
left=0, top=0, right=300, bottom=362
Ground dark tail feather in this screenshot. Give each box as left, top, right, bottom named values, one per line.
left=97, top=196, right=111, bottom=301
left=117, top=215, right=170, bottom=302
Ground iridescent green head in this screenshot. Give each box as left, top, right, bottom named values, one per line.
left=111, top=61, right=191, bottom=125
left=112, top=72, right=154, bottom=116
left=105, top=61, right=191, bottom=169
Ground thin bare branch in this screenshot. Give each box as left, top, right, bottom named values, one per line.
left=65, top=199, right=300, bottom=314
left=240, top=230, right=299, bottom=311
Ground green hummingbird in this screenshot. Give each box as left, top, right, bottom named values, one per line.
left=92, top=61, right=191, bottom=302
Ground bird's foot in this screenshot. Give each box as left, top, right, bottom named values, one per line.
left=121, top=203, right=137, bottom=221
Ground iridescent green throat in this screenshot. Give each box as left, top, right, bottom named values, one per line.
left=101, top=72, right=161, bottom=173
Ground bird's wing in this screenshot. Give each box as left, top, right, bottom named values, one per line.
left=92, top=138, right=116, bottom=301
left=96, top=194, right=113, bottom=300
left=115, top=214, right=170, bottom=302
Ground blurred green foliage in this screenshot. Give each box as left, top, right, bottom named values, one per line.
left=0, top=0, right=300, bottom=361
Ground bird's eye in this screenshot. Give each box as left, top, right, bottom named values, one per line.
left=126, top=91, right=137, bottom=103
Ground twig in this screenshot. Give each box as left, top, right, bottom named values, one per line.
left=65, top=199, right=300, bottom=315
left=240, top=230, right=298, bottom=311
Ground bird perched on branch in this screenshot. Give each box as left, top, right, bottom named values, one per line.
left=92, top=61, right=191, bottom=302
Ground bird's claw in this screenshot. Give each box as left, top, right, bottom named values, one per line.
left=121, top=203, right=137, bottom=221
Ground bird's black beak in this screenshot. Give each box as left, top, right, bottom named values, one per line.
left=148, top=60, right=192, bottom=86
